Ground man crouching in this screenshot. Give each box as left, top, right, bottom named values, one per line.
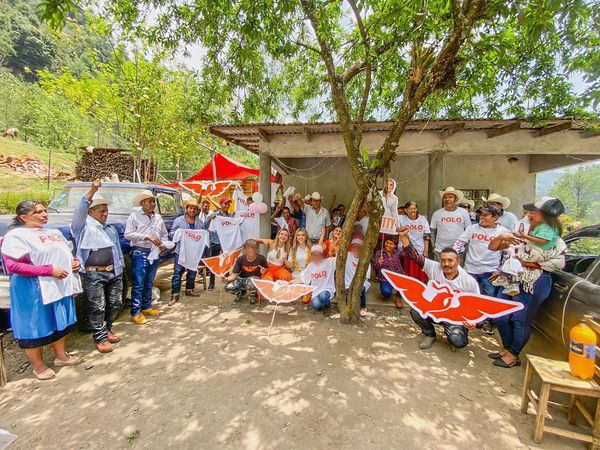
left=223, top=239, right=268, bottom=303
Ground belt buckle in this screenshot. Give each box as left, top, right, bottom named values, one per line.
left=106, top=265, right=114, bottom=271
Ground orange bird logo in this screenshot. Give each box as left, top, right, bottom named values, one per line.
left=201, top=248, right=242, bottom=277
left=251, top=280, right=317, bottom=304
left=382, top=269, right=524, bottom=325
left=179, top=180, right=232, bottom=198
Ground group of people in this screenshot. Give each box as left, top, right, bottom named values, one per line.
left=1, top=176, right=566, bottom=380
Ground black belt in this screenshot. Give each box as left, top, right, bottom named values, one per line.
left=132, top=246, right=152, bottom=253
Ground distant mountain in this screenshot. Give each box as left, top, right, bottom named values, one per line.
left=536, top=170, right=564, bottom=196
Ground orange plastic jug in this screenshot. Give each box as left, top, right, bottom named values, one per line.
left=569, top=315, right=597, bottom=380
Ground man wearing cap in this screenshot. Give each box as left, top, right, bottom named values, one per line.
left=204, top=197, right=234, bottom=290
left=453, top=205, right=509, bottom=333
left=72, top=180, right=124, bottom=352
left=485, top=193, right=518, bottom=232
left=399, top=229, right=479, bottom=350
left=430, top=187, right=472, bottom=261
left=168, top=198, right=204, bottom=305
left=298, top=244, right=337, bottom=312
left=297, top=192, right=331, bottom=244
left=125, top=189, right=168, bottom=324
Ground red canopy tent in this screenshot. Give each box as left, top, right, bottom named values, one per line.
left=186, top=152, right=274, bottom=182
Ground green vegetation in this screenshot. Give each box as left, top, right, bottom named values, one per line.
left=549, top=164, right=600, bottom=224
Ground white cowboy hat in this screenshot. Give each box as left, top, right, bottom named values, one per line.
left=89, top=195, right=112, bottom=209
left=132, top=190, right=156, bottom=207
left=311, top=192, right=323, bottom=200
left=438, top=187, right=464, bottom=204
left=459, top=199, right=475, bottom=209
left=484, top=193, right=511, bottom=209
left=303, top=194, right=312, bottom=201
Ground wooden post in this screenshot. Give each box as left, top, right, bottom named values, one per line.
left=521, top=359, right=534, bottom=414
left=0, top=333, right=7, bottom=387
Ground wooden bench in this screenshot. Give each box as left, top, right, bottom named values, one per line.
left=522, top=319, right=600, bottom=449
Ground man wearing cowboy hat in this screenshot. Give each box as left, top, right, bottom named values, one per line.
left=484, top=193, right=518, bottom=232
left=125, top=189, right=168, bottom=324
left=458, top=199, right=477, bottom=224
left=72, top=180, right=124, bottom=353
left=204, top=197, right=234, bottom=290
left=430, top=187, right=472, bottom=261
left=297, top=192, right=331, bottom=243
left=168, top=198, right=204, bottom=305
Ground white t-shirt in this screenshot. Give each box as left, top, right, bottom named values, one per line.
left=430, top=207, right=471, bottom=252
left=302, top=257, right=337, bottom=297
left=288, top=245, right=309, bottom=277
left=399, top=215, right=430, bottom=253
left=344, top=252, right=371, bottom=290
left=209, top=216, right=243, bottom=252
left=236, top=210, right=260, bottom=244
left=454, top=224, right=509, bottom=274
left=422, top=259, right=480, bottom=294
left=498, top=211, right=519, bottom=232
left=1, top=227, right=82, bottom=304
left=173, top=229, right=210, bottom=271
left=234, top=186, right=250, bottom=213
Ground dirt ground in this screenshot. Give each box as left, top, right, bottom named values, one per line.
left=0, top=285, right=585, bottom=450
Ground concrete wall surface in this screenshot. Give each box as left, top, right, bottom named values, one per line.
left=281, top=153, right=535, bottom=218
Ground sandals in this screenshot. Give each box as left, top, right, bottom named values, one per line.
left=33, top=367, right=56, bottom=380
left=493, top=358, right=521, bottom=368
left=54, top=354, right=84, bottom=367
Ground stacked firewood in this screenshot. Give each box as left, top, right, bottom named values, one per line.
left=0, top=154, right=73, bottom=180
left=75, top=148, right=157, bottom=182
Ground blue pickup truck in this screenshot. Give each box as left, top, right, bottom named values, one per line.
left=0, top=182, right=182, bottom=318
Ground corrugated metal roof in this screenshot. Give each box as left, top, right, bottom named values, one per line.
left=209, top=118, right=589, bottom=153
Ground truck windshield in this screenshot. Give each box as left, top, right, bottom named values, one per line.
left=49, top=187, right=145, bottom=214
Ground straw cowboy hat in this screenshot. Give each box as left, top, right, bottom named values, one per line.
left=484, top=193, right=511, bottom=209
left=181, top=196, right=199, bottom=208
left=459, top=199, right=475, bottom=209
left=311, top=192, right=323, bottom=200
left=438, top=187, right=464, bottom=203
left=89, top=195, right=112, bottom=209
left=132, top=190, right=156, bottom=207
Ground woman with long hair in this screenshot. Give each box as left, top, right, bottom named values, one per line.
left=257, top=228, right=292, bottom=282
left=372, top=236, right=405, bottom=308
left=1, top=201, right=84, bottom=380
left=398, top=201, right=430, bottom=283
left=488, top=197, right=566, bottom=368
left=286, top=228, right=311, bottom=279
left=322, top=226, right=342, bottom=258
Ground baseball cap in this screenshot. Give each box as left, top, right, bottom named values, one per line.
left=522, top=203, right=536, bottom=212
left=351, top=238, right=363, bottom=246
left=534, top=197, right=565, bottom=217
left=311, top=245, right=323, bottom=254
left=219, top=197, right=232, bottom=205
left=478, top=205, right=501, bottom=217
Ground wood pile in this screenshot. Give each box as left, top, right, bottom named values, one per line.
left=75, top=148, right=157, bottom=182
left=0, top=154, right=74, bottom=180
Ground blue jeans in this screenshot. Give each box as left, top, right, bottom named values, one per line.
left=380, top=281, right=393, bottom=299
left=130, top=249, right=160, bottom=316
left=495, top=272, right=553, bottom=356
left=171, top=253, right=197, bottom=295
left=311, top=291, right=332, bottom=310
left=469, top=272, right=498, bottom=297
left=410, top=309, right=469, bottom=348
left=345, top=287, right=367, bottom=308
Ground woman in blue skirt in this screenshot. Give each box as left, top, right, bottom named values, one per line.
left=1, top=201, right=84, bottom=380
